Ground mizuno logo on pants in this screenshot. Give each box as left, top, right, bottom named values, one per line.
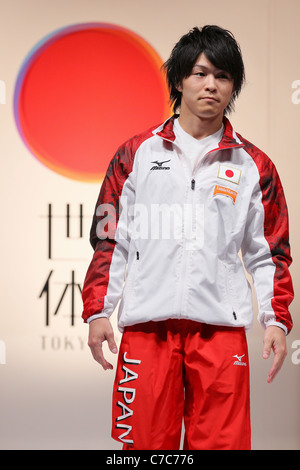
left=233, top=354, right=247, bottom=366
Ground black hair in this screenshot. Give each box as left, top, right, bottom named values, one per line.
left=163, top=25, right=245, bottom=115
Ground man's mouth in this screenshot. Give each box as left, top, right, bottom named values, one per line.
left=201, top=96, right=219, bottom=102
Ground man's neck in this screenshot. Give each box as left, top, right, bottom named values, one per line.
left=177, top=114, right=224, bottom=140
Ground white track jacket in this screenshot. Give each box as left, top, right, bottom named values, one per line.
left=82, top=116, right=294, bottom=334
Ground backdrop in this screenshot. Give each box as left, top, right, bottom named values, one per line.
left=0, top=0, right=299, bottom=450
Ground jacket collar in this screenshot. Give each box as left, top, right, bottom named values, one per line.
left=154, top=114, right=244, bottom=150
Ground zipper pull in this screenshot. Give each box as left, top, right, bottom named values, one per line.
left=136, top=251, right=139, bottom=260
left=191, top=179, right=195, bottom=190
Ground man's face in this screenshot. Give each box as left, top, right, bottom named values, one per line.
left=177, top=53, right=234, bottom=122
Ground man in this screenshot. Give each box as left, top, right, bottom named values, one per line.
left=82, top=26, right=294, bottom=450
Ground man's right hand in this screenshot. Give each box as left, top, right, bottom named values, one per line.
left=88, top=317, right=118, bottom=370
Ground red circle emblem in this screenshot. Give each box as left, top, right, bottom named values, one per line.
left=14, top=23, right=170, bottom=182
left=225, top=169, right=234, bottom=178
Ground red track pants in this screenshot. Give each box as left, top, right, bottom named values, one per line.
left=111, top=319, right=251, bottom=450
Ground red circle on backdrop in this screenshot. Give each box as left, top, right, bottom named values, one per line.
left=225, top=169, right=234, bottom=178
left=14, top=23, right=170, bottom=182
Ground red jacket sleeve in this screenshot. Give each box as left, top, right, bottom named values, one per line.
left=81, top=142, right=134, bottom=323
left=240, top=138, right=294, bottom=334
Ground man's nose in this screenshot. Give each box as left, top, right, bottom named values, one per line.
left=205, top=74, right=217, bottom=92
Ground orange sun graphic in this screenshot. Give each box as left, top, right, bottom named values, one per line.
left=14, top=23, right=170, bottom=182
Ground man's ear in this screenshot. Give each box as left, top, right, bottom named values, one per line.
left=176, top=82, right=183, bottom=93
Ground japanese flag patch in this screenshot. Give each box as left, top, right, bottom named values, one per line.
left=218, top=164, right=241, bottom=185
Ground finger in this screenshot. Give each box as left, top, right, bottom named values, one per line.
left=89, top=336, right=113, bottom=370
left=94, top=347, right=113, bottom=370
left=262, top=339, right=271, bottom=359
left=267, top=347, right=287, bottom=384
left=268, top=360, right=280, bottom=383
left=107, top=332, right=118, bottom=355
left=267, top=357, right=278, bottom=384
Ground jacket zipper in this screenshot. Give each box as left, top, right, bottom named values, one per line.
left=225, top=264, right=238, bottom=321
left=178, top=179, right=196, bottom=315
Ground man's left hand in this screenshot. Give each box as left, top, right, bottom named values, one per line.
left=263, top=325, right=287, bottom=383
